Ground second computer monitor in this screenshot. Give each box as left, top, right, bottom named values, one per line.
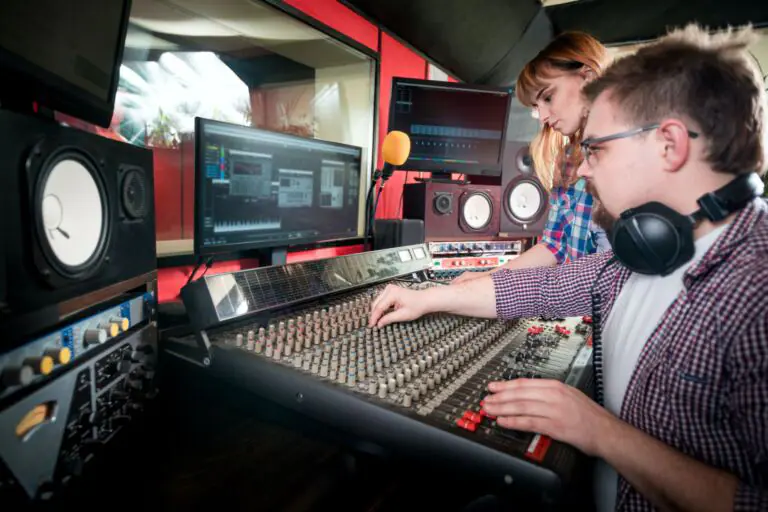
left=194, top=118, right=362, bottom=256
left=388, top=77, right=513, bottom=176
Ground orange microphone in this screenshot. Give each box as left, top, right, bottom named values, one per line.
left=365, top=131, right=411, bottom=246
left=377, top=130, right=411, bottom=183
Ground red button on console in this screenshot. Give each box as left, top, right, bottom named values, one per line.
left=456, top=418, right=478, bottom=432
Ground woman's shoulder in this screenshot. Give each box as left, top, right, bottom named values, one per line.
left=561, top=177, right=589, bottom=194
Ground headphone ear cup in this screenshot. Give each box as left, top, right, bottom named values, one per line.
left=610, top=202, right=696, bottom=276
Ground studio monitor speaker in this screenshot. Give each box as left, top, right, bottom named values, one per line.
left=499, top=141, right=549, bottom=238
left=0, top=109, right=156, bottom=323
left=403, top=182, right=500, bottom=241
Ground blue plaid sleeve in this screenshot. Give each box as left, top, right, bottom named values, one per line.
left=567, top=180, right=596, bottom=260
left=540, top=188, right=568, bottom=264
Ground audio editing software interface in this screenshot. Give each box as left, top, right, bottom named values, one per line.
left=390, top=81, right=510, bottom=167
left=197, top=121, right=361, bottom=252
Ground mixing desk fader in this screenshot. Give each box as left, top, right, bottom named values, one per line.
left=172, top=244, right=593, bottom=505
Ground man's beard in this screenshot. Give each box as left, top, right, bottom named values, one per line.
left=586, top=181, right=616, bottom=232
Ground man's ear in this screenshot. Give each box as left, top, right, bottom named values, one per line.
left=656, top=119, right=693, bottom=173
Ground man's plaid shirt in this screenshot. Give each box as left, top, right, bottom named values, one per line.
left=492, top=198, right=768, bottom=510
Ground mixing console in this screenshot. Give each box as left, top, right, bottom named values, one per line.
left=174, top=244, right=593, bottom=505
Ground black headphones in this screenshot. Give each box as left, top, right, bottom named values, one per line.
left=609, top=172, right=765, bottom=276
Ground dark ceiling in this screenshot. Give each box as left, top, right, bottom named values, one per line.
left=341, top=0, right=768, bottom=86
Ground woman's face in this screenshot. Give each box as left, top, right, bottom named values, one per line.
left=533, top=71, right=589, bottom=137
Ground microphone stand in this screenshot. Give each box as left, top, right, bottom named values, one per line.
left=364, top=164, right=396, bottom=251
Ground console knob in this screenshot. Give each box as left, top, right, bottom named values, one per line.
left=45, top=347, right=71, bottom=365
left=24, top=356, right=55, bottom=376
left=110, top=317, right=130, bottom=332
left=99, top=322, right=120, bottom=338
left=1, top=365, right=34, bottom=387
left=83, top=329, right=107, bottom=346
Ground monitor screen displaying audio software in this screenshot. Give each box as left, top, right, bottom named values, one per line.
left=194, top=118, right=361, bottom=255
left=389, top=78, right=512, bottom=176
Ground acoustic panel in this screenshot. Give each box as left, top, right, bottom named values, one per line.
left=342, top=0, right=552, bottom=86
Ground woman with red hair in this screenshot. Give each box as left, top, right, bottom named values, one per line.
left=454, top=32, right=611, bottom=283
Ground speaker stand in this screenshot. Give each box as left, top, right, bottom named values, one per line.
left=252, top=246, right=288, bottom=267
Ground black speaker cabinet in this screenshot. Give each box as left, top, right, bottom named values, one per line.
left=374, top=219, right=425, bottom=249
left=403, top=182, right=500, bottom=241
left=0, top=201, right=5, bottom=310
left=0, top=109, right=156, bottom=325
left=499, top=141, right=549, bottom=238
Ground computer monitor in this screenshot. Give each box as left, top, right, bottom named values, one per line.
left=388, top=77, right=513, bottom=177
left=194, top=118, right=362, bottom=259
left=0, top=0, right=131, bottom=128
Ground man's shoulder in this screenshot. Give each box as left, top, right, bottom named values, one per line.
left=728, top=206, right=768, bottom=272
left=711, top=210, right=768, bottom=317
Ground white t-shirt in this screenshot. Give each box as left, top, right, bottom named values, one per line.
left=594, top=224, right=728, bottom=512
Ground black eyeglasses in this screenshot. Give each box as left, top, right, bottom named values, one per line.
left=579, top=123, right=699, bottom=166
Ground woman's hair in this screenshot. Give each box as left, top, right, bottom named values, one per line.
left=516, top=32, right=608, bottom=189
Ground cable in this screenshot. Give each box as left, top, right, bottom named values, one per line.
left=397, top=171, right=409, bottom=218
left=588, top=256, right=619, bottom=407
left=370, top=183, right=385, bottom=242
left=185, top=256, right=215, bottom=286
left=198, top=257, right=214, bottom=279
left=364, top=179, right=377, bottom=249
left=184, top=256, right=204, bottom=287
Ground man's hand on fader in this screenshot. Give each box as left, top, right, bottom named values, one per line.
left=369, top=284, right=431, bottom=328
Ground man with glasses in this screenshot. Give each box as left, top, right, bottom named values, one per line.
left=369, top=23, right=767, bottom=511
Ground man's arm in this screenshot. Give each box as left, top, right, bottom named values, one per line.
left=491, top=250, right=613, bottom=320
left=600, top=418, right=741, bottom=511
left=491, top=243, right=558, bottom=272
left=369, top=250, right=613, bottom=327
left=725, top=275, right=768, bottom=510
left=483, top=380, right=750, bottom=512
left=484, top=269, right=768, bottom=512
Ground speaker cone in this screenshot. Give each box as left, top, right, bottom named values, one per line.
left=516, top=146, right=534, bottom=174
left=507, top=181, right=543, bottom=222
left=433, top=192, right=453, bottom=215
left=36, top=152, right=109, bottom=277
left=461, top=192, right=492, bottom=230
left=121, top=167, right=148, bottom=220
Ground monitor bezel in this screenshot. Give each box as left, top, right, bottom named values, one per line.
left=193, top=117, right=364, bottom=257
left=387, top=77, right=513, bottom=177
left=0, top=0, right=132, bottom=128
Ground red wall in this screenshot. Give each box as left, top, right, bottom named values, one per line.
left=284, top=0, right=378, bottom=51
left=154, top=0, right=454, bottom=302
left=374, top=34, right=428, bottom=220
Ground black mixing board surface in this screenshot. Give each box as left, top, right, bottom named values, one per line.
left=173, top=244, right=594, bottom=505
